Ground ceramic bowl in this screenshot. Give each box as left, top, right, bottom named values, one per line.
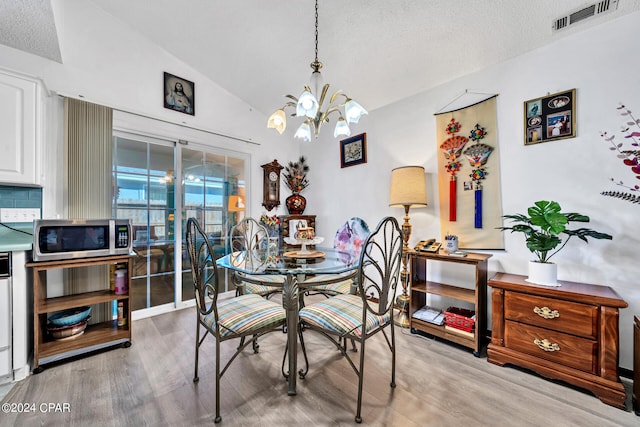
left=47, top=319, right=89, bottom=340
left=48, top=306, right=92, bottom=326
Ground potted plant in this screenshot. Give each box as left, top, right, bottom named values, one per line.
left=498, top=200, right=612, bottom=285
left=283, top=156, right=310, bottom=214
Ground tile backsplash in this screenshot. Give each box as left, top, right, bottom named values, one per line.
left=0, top=185, right=42, bottom=209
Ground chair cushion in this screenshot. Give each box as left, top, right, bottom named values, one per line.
left=308, top=279, right=353, bottom=295
left=202, top=294, right=285, bottom=337
left=300, top=270, right=355, bottom=285
left=242, top=282, right=281, bottom=296
left=299, top=294, right=390, bottom=338
left=300, top=270, right=356, bottom=295
left=237, top=273, right=285, bottom=295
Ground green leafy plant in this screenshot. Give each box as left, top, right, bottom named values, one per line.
left=498, top=200, right=612, bottom=263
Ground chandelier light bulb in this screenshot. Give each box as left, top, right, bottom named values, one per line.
left=296, top=90, right=319, bottom=118
left=344, top=99, right=368, bottom=124
left=267, top=109, right=287, bottom=134
left=294, top=121, right=312, bottom=142
left=334, top=117, right=351, bottom=137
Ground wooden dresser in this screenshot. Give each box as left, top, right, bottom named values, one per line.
left=488, top=272, right=628, bottom=409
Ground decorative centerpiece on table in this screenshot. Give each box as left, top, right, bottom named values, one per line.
left=498, top=200, right=612, bottom=286
left=283, top=156, right=310, bottom=214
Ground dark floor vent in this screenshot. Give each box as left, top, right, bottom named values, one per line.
left=553, top=0, right=619, bottom=32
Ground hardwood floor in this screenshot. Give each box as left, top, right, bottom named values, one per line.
left=2, top=296, right=637, bottom=426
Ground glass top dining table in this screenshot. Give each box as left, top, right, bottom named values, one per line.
left=216, top=246, right=360, bottom=395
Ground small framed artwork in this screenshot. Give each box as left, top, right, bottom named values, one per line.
left=524, top=89, right=575, bottom=145
left=164, top=72, right=195, bottom=116
left=340, top=133, right=367, bottom=168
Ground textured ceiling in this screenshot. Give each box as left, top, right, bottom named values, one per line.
left=2, top=0, right=640, bottom=115
left=0, top=0, right=61, bottom=62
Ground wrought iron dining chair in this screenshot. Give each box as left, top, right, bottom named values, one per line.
left=186, top=217, right=286, bottom=424
left=301, top=217, right=370, bottom=298
left=298, top=216, right=403, bottom=423
left=230, top=217, right=285, bottom=298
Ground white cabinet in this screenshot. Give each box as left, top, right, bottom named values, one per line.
left=0, top=70, right=40, bottom=185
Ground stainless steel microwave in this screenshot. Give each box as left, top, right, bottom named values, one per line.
left=32, top=219, right=132, bottom=262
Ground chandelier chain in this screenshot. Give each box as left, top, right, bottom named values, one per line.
left=314, top=0, right=319, bottom=63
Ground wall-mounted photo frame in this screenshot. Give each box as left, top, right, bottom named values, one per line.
left=524, top=89, right=576, bottom=145
left=164, top=72, right=195, bottom=116
left=340, top=133, right=367, bottom=168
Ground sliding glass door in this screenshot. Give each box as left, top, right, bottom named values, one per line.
left=113, top=135, right=176, bottom=312
left=113, top=133, right=248, bottom=315
left=180, top=146, right=246, bottom=300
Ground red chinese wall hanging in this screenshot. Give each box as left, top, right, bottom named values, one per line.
left=435, top=94, right=504, bottom=249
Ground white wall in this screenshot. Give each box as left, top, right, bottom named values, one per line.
left=303, top=12, right=640, bottom=369
left=0, top=0, right=297, bottom=219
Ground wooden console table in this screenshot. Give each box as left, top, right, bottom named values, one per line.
left=488, top=272, right=628, bottom=409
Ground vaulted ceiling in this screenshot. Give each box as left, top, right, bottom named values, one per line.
left=2, top=0, right=640, bottom=115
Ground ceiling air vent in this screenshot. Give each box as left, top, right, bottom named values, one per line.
left=552, top=0, right=619, bottom=32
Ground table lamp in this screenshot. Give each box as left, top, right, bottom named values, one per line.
left=389, top=166, right=428, bottom=328
left=228, top=195, right=245, bottom=212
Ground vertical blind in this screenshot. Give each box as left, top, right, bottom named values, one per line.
left=64, top=98, right=113, bottom=321
left=64, top=98, right=113, bottom=217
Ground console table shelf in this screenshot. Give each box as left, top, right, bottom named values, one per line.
left=409, top=250, right=492, bottom=356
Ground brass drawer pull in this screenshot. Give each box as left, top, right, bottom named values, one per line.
left=534, top=338, right=560, bottom=352
left=533, top=306, right=559, bottom=319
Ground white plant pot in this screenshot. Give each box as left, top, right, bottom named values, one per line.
left=526, top=261, right=559, bottom=286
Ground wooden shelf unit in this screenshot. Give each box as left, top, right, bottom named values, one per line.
left=488, top=272, right=628, bottom=409
left=408, top=250, right=492, bottom=356
left=27, top=255, right=132, bottom=371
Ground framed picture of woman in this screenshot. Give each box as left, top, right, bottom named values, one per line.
left=164, top=72, right=195, bottom=116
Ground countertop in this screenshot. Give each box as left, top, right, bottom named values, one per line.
left=0, top=223, right=34, bottom=252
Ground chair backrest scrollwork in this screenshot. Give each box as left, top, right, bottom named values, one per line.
left=186, top=217, right=217, bottom=317
left=357, top=216, right=403, bottom=316
left=230, top=218, right=273, bottom=269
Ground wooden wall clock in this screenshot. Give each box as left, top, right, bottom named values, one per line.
left=261, top=160, right=283, bottom=211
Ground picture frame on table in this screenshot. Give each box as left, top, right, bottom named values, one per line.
left=340, top=133, right=367, bottom=168
left=164, top=72, right=195, bottom=116
left=524, top=89, right=575, bottom=145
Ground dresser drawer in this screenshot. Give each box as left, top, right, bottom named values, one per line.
left=504, top=320, right=597, bottom=374
left=504, top=291, right=597, bottom=339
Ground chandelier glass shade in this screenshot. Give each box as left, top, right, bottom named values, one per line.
left=267, top=0, right=367, bottom=141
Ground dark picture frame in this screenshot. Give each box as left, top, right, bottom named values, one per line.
left=164, top=72, right=195, bottom=116
left=340, top=133, right=367, bottom=168
left=524, top=89, right=575, bottom=145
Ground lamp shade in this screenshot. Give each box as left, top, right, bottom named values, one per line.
left=228, top=195, right=245, bottom=212
left=389, top=166, right=428, bottom=208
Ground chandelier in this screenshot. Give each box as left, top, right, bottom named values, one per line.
left=267, top=0, right=367, bottom=141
